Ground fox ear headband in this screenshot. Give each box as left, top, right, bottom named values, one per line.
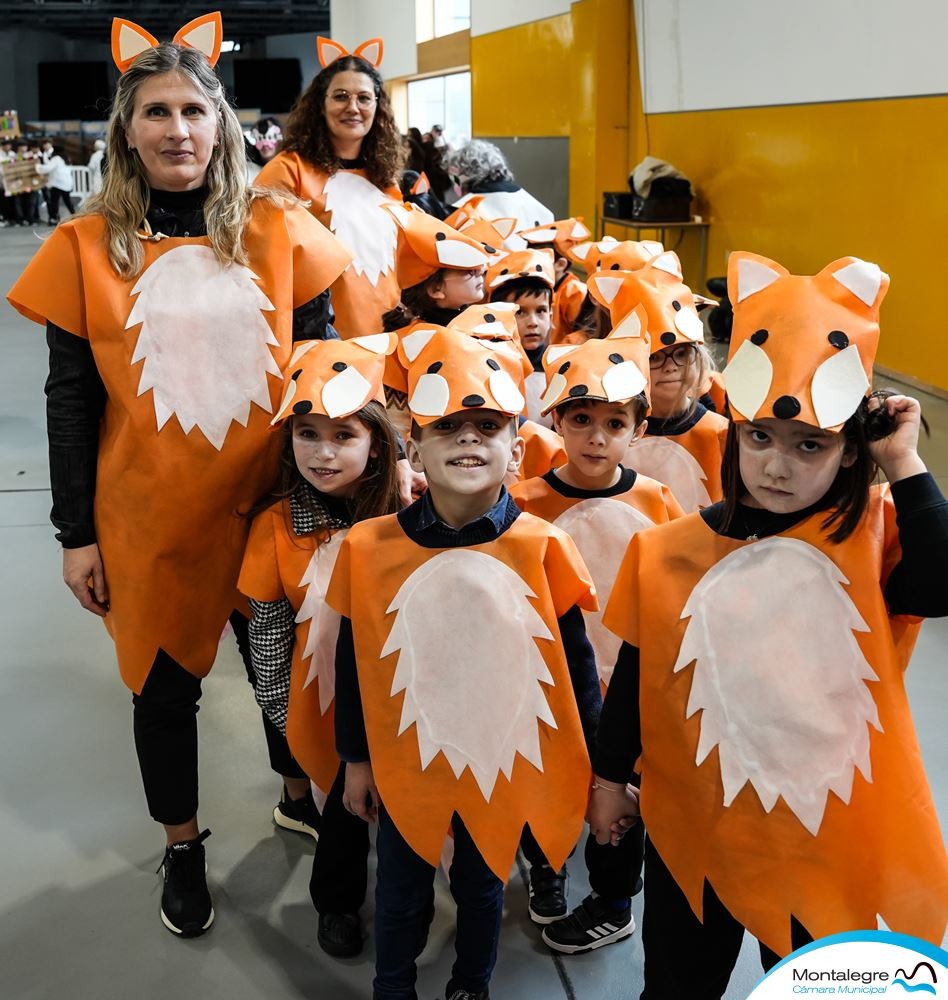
left=111, top=12, right=223, bottom=72
left=317, top=37, right=384, bottom=69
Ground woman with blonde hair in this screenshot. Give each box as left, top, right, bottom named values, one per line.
left=259, top=36, right=405, bottom=339
left=7, top=13, right=351, bottom=938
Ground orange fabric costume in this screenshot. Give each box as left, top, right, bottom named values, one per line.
left=511, top=472, right=681, bottom=685
left=326, top=511, right=597, bottom=881
left=7, top=203, right=351, bottom=693
left=257, top=152, right=402, bottom=340
left=603, top=495, right=947, bottom=953
left=239, top=506, right=345, bottom=796
left=516, top=422, right=566, bottom=482
left=551, top=272, right=588, bottom=345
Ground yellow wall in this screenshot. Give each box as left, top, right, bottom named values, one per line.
left=471, top=14, right=573, bottom=137
left=632, top=96, right=948, bottom=391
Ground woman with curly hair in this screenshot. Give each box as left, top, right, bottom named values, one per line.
left=259, top=39, right=405, bottom=339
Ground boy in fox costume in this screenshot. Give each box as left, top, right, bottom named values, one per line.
left=588, top=252, right=728, bottom=512
left=590, top=252, right=948, bottom=998
left=510, top=316, right=682, bottom=952
left=6, top=13, right=352, bottom=938
left=327, top=328, right=602, bottom=1000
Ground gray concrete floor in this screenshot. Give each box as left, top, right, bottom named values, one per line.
left=0, top=223, right=945, bottom=1000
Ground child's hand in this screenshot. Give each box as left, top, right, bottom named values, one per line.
left=867, top=393, right=927, bottom=484
left=587, top=778, right=640, bottom=846
left=63, top=543, right=110, bottom=617
left=343, top=761, right=380, bottom=823
left=396, top=458, right=427, bottom=506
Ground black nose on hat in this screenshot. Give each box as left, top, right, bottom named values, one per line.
left=772, top=395, right=801, bottom=419
left=462, top=394, right=486, bottom=407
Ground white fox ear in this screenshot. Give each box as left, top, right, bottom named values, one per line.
left=491, top=218, right=519, bottom=240
left=401, top=328, right=437, bottom=363
left=350, top=333, right=395, bottom=355
left=287, top=339, right=320, bottom=367
left=588, top=274, right=624, bottom=305
left=570, top=220, right=592, bottom=240
left=829, top=259, right=886, bottom=308
left=544, top=345, right=578, bottom=367
left=734, top=257, right=782, bottom=302
left=650, top=252, right=683, bottom=278
left=570, top=242, right=594, bottom=261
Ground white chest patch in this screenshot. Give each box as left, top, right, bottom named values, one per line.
left=323, top=171, right=398, bottom=286
left=126, top=244, right=279, bottom=450
left=296, top=529, right=348, bottom=714
left=381, top=550, right=558, bottom=801
left=675, top=537, right=881, bottom=836
left=553, top=498, right=653, bottom=684
left=523, top=372, right=553, bottom=427
left=626, top=436, right=711, bottom=512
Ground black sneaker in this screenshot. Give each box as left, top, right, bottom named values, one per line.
left=273, top=784, right=320, bottom=841
left=527, top=864, right=568, bottom=924
left=444, top=988, right=489, bottom=1000
left=157, top=829, right=214, bottom=937
left=541, top=892, right=635, bottom=954
left=317, top=911, right=362, bottom=958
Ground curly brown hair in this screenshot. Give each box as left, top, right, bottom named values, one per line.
left=282, top=56, right=404, bottom=190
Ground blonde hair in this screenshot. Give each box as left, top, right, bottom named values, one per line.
left=652, top=341, right=715, bottom=421
left=82, top=43, right=252, bottom=278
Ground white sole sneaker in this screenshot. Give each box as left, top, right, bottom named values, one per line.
left=542, top=912, right=636, bottom=954
left=272, top=805, right=319, bottom=841
left=160, top=905, right=215, bottom=936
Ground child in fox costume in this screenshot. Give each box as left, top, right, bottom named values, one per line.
left=510, top=319, right=683, bottom=953
left=258, top=36, right=404, bottom=339
left=328, top=327, right=602, bottom=1000
left=239, top=334, right=401, bottom=959
left=6, top=13, right=352, bottom=939
left=590, top=252, right=948, bottom=999
left=588, top=252, right=728, bottom=512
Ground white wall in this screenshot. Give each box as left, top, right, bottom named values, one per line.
left=635, top=0, right=948, bottom=113
left=329, top=0, right=418, bottom=79
left=470, top=0, right=571, bottom=37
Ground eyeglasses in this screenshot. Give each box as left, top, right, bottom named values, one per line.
left=328, top=90, right=377, bottom=109
left=649, top=343, right=698, bottom=369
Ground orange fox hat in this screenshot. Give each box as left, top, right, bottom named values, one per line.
left=724, top=252, right=888, bottom=431
left=447, top=303, right=533, bottom=379
left=384, top=202, right=491, bottom=289
left=518, top=218, right=593, bottom=257
left=568, top=237, right=665, bottom=275
left=537, top=311, right=651, bottom=416
left=111, top=12, right=223, bottom=72
left=587, top=251, right=705, bottom=350
left=271, top=333, right=397, bottom=426
left=398, top=327, right=526, bottom=426
left=486, top=248, right=556, bottom=294
left=445, top=203, right=518, bottom=260
left=316, top=36, right=384, bottom=69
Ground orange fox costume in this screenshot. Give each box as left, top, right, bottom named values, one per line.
left=327, top=326, right=598, bottom=880
left=603, top=492, right=947, bottom=952
left=516, top=421, right=566, bottom=482
left=588, top=255, right=727, bottom=511
left=7, top=203, right=351, bottom=694
left=238, top=334, right=396, bottom=793
left=257, top=37, right=402, bottom=340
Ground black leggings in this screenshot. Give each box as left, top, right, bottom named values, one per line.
left=132, top=611, right=305, bottom=826
left=640, top=837, right=812, bottom=1000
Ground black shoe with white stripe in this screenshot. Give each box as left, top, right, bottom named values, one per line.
left=540, top=893, right=634, bottom=954
left=527, top=864, right=568, bottom=924
left=157, top=829, right=214, bottom=937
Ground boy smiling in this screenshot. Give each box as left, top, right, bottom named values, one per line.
left=327, top=326, right=602, bottom=1000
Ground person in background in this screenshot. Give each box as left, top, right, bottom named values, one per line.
left=36, top=141, right=76, bottom=225
left=244, top=116, right=282, bottom=183
left=0, top=140, right=15, bottom=226
left=447, top=139, right=553, bottom=232
left=12, top=142, right=41, bottom=227
left=87, top=138, right=106, bottom=194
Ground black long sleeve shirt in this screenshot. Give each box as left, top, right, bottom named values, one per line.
left=44, top=186, right=339, bottom=547
left=334, top=488, right=603, bottom=763
left=593, top=472, right=948, bottom=784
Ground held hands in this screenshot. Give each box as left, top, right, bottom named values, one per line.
left=62, top=543, right=109, bottom=617
left=587, top=777, right=640, bottom=847
left=867, top=393, right=927, bottom=484
left=343, top=761, right=380, bottom=823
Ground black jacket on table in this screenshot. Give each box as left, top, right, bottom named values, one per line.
left=45, top=185, right=339, bottom=548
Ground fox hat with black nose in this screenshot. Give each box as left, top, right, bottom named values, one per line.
left=724, top=252, right=888, bottom=431
left=398, top=327, right=526, bottom=426
left=383, top=202, right=491, bottom=288
left=486, top=248, right=556, bottom=293
left=271, top=333, right=397, bottom=426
